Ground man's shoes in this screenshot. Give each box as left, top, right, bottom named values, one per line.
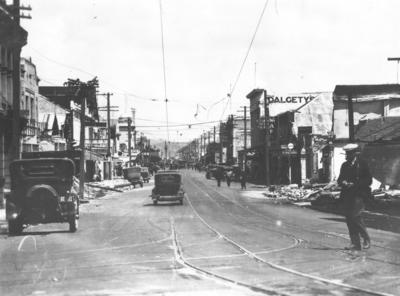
left=344, top=244, right=361, bottom=251
left=363, top=240, right=371, bottom=249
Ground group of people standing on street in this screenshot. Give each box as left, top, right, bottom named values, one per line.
left=214, top=168, right=247, bottom=189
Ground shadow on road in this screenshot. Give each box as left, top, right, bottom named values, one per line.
left=321, top=216, right=400, bottom=234
left=143, top=203, right=183, bottom=207
left=7, top=230, right=71, bottom=237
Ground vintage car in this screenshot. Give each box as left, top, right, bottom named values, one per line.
left=6, top=158, right=79, bottom=234
left=140, top=167, right=150, bottom=183
left=205, top=164, right=218, bottom=179
left=150, top=171, right=184, bottom=205
left=123, top=166, right=143, bottom=188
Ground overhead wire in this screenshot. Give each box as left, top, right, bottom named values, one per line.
left=158, top=0, right=170, bottom=148
left=30, top=47, right=162, bottom=102
left=30, top=47, right=233, bottom=126
left=229, top=0, right=270, bottom=99
left=134, top=120, right=220, bottom=128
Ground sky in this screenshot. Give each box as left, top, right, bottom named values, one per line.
left=19, top=0, right=400, bottom=143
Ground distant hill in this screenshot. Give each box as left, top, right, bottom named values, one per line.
left=150, top=139, right=188, bottom=159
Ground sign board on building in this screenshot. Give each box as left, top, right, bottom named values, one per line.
left=282, top=150, right=297, bottom=155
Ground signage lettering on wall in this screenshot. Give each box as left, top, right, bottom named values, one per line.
left=266, top=95, right=315, bottom=104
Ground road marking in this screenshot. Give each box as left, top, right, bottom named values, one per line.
left=53, top=236, right=171, bottom=255
left=185, top=253, right=245, bottom=261
left=17, top=235, right=37, bottom=252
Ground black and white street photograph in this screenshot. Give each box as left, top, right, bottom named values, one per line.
left=1, top=0, right=400, bottom=295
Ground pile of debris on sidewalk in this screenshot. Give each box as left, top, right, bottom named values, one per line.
left=73, top=177, right=133, bottom=202
left=261, top=179, right=400, bottom=216
left=263, top=184, right=321, bottom=202
left=307, top=182, right=400, bottom=213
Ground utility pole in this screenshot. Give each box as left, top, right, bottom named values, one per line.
left=213, top=126, right=216, bottom=143
left=200, top=134, right=203, bottom=157
left=11, top=0, right=31, bottom=160
left=97, top=92, right=116, bottom=180
left=387, top=57, right=400, bottom=83
left=106, top=93, right=112, bottom=156
left=11, top=0, right=21, bottom=160
left=97, top=92, right=115, bottom=156
left=133, top=130, right=137, bottom=149
left=128, top=118, right=132, bottom=166
left=79, top=96, right=86, bottom=199
left=263, top=90, right=271, bottom=186
left=244, top=106, right=247, bottom=171
left=348, top=94, right=355, bottom=142
left=219, top=122, right=223, bottom=164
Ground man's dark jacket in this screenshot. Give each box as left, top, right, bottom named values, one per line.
left=337, top=157, right=372, bottom=210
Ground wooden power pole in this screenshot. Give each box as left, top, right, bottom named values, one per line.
left=244, top=106, right=247, bottom=171
left=263, top=90, right=271, bottom=186
left=79, top=97, right=86, bottom=199
left=128, top=118, right=132, bottom=166
left=348, top=94, right=354, bottom=142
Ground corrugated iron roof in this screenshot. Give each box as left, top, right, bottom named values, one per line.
left=355, top=116, right=400, bottom=142
left=333, top=84, right=400, bottom=102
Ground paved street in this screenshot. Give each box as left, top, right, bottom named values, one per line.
left=1, top=170, right=399, bottom=296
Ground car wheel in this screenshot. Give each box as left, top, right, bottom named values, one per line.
left=8, top=219, right=23, bottom=235
left=69, top=216, right=78, bottom=232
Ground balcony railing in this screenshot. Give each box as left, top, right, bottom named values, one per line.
left=22, top=119, right=40, bottom=137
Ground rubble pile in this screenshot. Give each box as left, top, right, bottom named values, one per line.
left=374, top=189, right=400, bottom=201
left=263, top=184, right=318, bottom=202
left=73, top=177, right=133, bottom=201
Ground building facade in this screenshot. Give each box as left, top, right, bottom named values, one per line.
left=0, top=2, right=27, bottom=205
left=20, top=57, right=40, bottom=152
left=331, top=84, right=400, bottom=181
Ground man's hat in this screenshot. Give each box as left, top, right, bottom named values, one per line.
left=343, top=143, right=359, bottom=152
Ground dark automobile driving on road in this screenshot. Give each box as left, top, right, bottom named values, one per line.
left=140, top=166, right=151, bottom=183
left=6, top=158, right=79, bottom=234
left=123, top=166, right=144, bottom=188
left=150, top=171, right=185, bottom=205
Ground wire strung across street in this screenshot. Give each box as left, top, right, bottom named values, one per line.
left=159, top=0, right=170, bottom=148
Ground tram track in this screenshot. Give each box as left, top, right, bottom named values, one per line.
left=189, top=175, right=400, bottom=270
left=170, top=218, right=287, bottom=296
left=189, top=173, right=400, bottom=259
left=182, top=172, right=396, bottom=296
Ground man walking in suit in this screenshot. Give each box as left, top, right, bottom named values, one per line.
left=337, top=143, right=371, bottom=251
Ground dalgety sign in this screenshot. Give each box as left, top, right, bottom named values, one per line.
left=266, top=95, right=315, bottom=104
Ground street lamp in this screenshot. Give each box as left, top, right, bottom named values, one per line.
left=288, top=142, right=294, bottom=184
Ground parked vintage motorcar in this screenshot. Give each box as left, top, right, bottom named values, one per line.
left=123, top=166, right=143, bottom=188
left=6, top=158, right=79, bottom=234
left=150, top=171, right=184, bottom=205
left=205, top=164, right=218, bottom=179
left=140, top=167, right=150, bottom=183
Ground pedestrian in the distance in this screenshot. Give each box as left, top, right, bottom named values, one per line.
left=226, top=170, right=232, bottom=187
left=216, top=167, right=222, bottom=187
left=337, top=143, right=371, bottom=251
left=240, top=170, right=247, bottom=190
